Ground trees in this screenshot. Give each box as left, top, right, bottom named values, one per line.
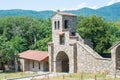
left=107, top=22, right=120, bottom=45
left=77, top=16, right=112, bottom=54
left=0, top=17, right=51, bottom=71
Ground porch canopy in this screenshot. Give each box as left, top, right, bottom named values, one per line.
left=18, top=50, right=48, bottom=61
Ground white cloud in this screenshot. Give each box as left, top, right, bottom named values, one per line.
left=61, top=2, right=99, bottom=11
left=89, top=6, right=98, bottom=9
left=77, top=2, right=87, bottom=9
left=107, top=0, right=120, bottom=5
left=77, top=2, right=98, bottom=9
left=61, top=8, right=67, bottom=11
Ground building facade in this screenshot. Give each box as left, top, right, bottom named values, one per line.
left=48, top=11, right=120, bottom=75
left=18, top=50, right=49, bottom=72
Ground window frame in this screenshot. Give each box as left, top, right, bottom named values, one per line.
left=58, top=21, right=60, bottom=29
left=64, top=20, right=68, bottom=29
left=32, top=61, right=34, bottom=68
left=38, top=62, right=41, bottom=70
left=59, top=34, right=65, bottom=45
left=54, top=21, right=57, bottom=29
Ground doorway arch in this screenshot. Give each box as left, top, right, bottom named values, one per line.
left=116, top=46, right=120, bottom=70
left=56, top=51, right=69, bottom=72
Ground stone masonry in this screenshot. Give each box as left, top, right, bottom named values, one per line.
left=48, top=11, right=120, bottom=75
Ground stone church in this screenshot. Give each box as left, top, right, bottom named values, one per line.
left=48, top=11, right=120, bottom=75
left=18, top=11, right=120, bottom=75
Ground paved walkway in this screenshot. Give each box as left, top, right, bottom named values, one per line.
left=7, top=72, right=68, bottom=80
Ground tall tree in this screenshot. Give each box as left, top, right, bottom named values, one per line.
left=77, top=16, right=111, bottom=54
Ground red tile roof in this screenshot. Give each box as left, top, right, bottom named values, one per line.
left=58, top=12, right=76, bottom=16
left=52, top=12, right=76, bottom=17
left=18, top=50, right=48, bottom=61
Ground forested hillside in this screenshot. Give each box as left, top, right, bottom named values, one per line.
left=0, top=10, right=54, bottom=19
left=67, top=2, right=120, bottom=21
left=0, top=2, right=120, bottom=21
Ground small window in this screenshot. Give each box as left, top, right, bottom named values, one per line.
left=64, top=20, right=68, bottom=29
left=39, top=63, right=40, bottom=70
left=71, top=32, right=76, bottom=36
left=60, top=34, right=65, bottom=45
left=54, top=21, right=57, bottom=29
left=58, top=21, right=60, bottom=29
left=32, top=61, right=34, bottom=68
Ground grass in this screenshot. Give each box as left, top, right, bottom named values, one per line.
left=0, top=70, right=36, bottom=80
left=0, top=71, right=120, bottom=80
left=34, top=73, right=120, bottom=80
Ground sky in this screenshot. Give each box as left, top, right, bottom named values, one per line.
left=0, top=0, right=120, bottom=11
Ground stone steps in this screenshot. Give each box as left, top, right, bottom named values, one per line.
left=76, top=33, right=102, bottom=59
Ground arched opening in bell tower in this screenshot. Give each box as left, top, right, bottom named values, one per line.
left=64, top=20, right=68, bottom=29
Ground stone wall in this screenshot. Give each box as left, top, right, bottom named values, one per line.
left=19, top=58, right=48, bottom=72
left=76, top=35, right=113, bottom=73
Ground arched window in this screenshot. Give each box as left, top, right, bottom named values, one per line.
left=64, top=20, right=68, bottom=29
left=54, top=21, right=57, bottom=29
left=58, top=21, right=60, bottom=29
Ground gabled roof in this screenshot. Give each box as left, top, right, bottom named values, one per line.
left=111, top=41, right=120, bottom=49
left=52, top=11, right=76, bottom=18
left=18, top=50, right=48, bottom=61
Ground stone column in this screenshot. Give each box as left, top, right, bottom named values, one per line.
left=19, top=59, right=25, bottom=72
left=73, top=44, right=77, bottom=73
left=40, top=61, right=44, bottom=71
left=48, top=42, right=54, bottom=72
left=111, top=48, right=117, bottom=75
left=69, top=42, right=77, bottom=73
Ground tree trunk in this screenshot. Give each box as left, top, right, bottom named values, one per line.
left=1, top=62, right=5, bottom=72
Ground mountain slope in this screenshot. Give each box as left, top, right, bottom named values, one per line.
left=0, top=2, right=120, bottom=21
left=96, top=2, right=120, bottom=21
left=0, top=9, right=54, bottom=19
left=67, top=2, right=120, bottom=21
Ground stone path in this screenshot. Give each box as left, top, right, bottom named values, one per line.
left=7, top=72, right=68, bottom=80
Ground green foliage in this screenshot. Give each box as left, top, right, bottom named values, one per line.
left=107, top=22, right=120, bottom=45
left=30, top=38, right=51, bottom=51
left=0, top=17, right=51, bottom=62
left=77, top=16, right=112, bottom=54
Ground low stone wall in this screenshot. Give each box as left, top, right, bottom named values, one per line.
left=77, top=41, right=113, bottom=73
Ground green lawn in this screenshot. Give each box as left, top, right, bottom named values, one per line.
left=0, top=71, right=120, bottom=80
left=35, top=73, right=120, bottom=80
left=0, top=70, right=36, bottom=80
left=66, top=73, right=106, bottom=79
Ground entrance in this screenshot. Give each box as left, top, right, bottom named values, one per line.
left=56, top=51, right=69, bottom=72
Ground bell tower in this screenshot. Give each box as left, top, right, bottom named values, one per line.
left=48, top=11, right=77, bottom=73
left=51, top=11, right=77, bottom=45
